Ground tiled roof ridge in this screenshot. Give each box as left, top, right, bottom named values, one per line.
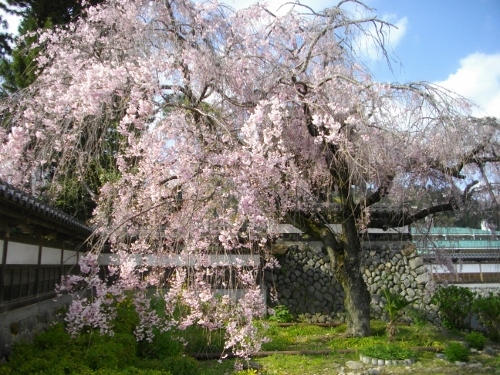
left=0, top=178, right=93, bottom=235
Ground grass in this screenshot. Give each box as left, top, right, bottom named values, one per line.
left=261, top=320, right=448, bottom=352
left=1, top=316, right=498, bottom=375
left=198, top=320, right=500, bottom=375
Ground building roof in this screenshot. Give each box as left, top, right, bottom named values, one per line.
left=415, top=240, right=500, bottom=251
left=411, top=226, right=500, bottom=237
left=0, top=178, right=93, bottom=239
left=275, top=223, right=409, bottom=235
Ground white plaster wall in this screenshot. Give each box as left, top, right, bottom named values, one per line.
left=62, top=250, right=78, bottom=265
left=478, top=263, right=500, bottom=273
left=97, top=253, right=260, bottom=267
left=6, top=242, right=39, bottom=264
left=427, top=263, right=500, bottom=274
left=98, top=253, right=118, bottom=266
left=41, top=247, right=62, bottom=265
left=150, top=254, right=260, bottom=267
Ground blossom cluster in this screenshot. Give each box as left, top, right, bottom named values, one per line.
left=1, top=0, right=498, bottom=358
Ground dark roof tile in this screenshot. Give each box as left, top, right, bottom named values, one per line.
left=0, top=178, right=93, bottom=236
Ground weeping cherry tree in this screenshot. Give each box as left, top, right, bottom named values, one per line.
left=0, top=0, right=499, bottom=355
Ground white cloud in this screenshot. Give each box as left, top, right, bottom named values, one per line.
left=386, top=16, right=407, bottom=50
left=1, top=12, right=21, bottom=35
left=435, top=53, right=500, bottom=118
left=356, top=14, right=408, bottom=61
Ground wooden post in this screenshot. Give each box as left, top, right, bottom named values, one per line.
left=36, top=238, right=43, bottom=296
left=0, top=233, right=9, bottom=305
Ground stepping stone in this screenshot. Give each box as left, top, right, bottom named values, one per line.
left=346, top=360, right=364, bottom=370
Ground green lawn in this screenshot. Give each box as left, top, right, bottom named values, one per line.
left=1, top=319, right=498, bottom=375
left=198, top=321, right=500, bottom=375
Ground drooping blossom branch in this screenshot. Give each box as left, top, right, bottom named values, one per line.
left=1, top=0, right=499, bottom=349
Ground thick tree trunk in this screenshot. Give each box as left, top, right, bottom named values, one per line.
left=322, top=216, right=371, bottom=337
left=298, top=111, right=372, bottom=336
left=338, top=253, right=371, bottom=337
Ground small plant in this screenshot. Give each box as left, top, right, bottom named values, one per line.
left=235, top=369, right=259, bottom=375
left=472, top=292, right=500, bottom=341
left=360, top=343, right=416, bottom=360
left=431, top=285, right=475, bottom=330
left=443, top=342, right=469, bottom=362
left=268, top=305, right=294, bottom=323
left=465, top=331, right=487, bottom=350
left=160, top=356, right=201, bottom=375
left=138, top=329, right=184, bottom=359
left=407, top=307, right=427, bottom=327
left=381, top=289, right=416, bottom=341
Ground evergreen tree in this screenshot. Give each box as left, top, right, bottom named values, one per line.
left=0, top=0, right=103, bottom=95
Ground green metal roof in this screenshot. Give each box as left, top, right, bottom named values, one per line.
left=411, top=227, right=500, bottom=237
left=414, top=239, right=500, bottom=250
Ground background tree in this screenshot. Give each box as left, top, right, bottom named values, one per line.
left=406, top=184, right=499, bottom=229
left=0, top=0, right=108, bottom=220
left=0, top=0, right=104, bottom=95
left=0, top=0, right=499, bottom=349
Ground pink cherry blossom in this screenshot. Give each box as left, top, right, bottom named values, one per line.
left=1, top=0, right=498, bottom=353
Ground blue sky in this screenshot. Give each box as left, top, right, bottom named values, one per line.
left=226, top=0, right=500, bottom=117
left=367, top=0, right=499, bottom=81
left=366, top=0, right=500, bottom=119
left=3, top=0, right=500, bottom=116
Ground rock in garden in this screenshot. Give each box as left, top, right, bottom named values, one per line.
left=468, top=363, right=482, bottom=368
left=484, top=346, right=495, bottom=355
left=242, top=361, right=261, bottom=370
left=345, top=360, right=364, bottom=370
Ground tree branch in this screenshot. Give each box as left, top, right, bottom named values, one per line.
left=354, top=174, right=395, bottom=215
left=367, top=180, right=480, bottom=228
left=285, top=211, right=324, bottom=241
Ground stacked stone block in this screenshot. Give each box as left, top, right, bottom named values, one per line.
left=265, top=240, right=439, bottom=323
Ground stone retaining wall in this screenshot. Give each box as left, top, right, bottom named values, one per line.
left=0, top=295, right=71, bottom=362
left=265, top=241, right=439, bottom=323
left=265, top=242, right=341, bottom=322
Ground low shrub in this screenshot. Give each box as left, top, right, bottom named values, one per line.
left=33, top=323, right=71, bottom=350
left=465, top=331, right=487, bottom=350
left=6, top=332, right=89, bottom=375
left=162, top=356, right=201, bottom=375
left=82, top=333, right=138, bottom=370
left=113, top=296, right=141, bottom=335
left=407, top=307, right=427, bottom=327
left=472, top=293, right=500, bottom=341
left=91, top=368, right=170, bottom=375
left=2, top=319, right=187, bottom=374
left=443, top=342, right=469, bottom=362
left=139, top=357, right=200, bottom=375
left=360, top=344, right=416, bottom=360
left=268, top=305, right=294, bottom=323
left=138, top=329, right=184, bottom=359
left=431, top=285, right=475, bottom=330
left=180, top=325, right=225, bottom=354
left=4, top=353, right=90, bottom=375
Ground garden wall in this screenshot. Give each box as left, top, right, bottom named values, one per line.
left=0, top=294, right=72, bottom=363
left=265, top=240, right=439, bottom=324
